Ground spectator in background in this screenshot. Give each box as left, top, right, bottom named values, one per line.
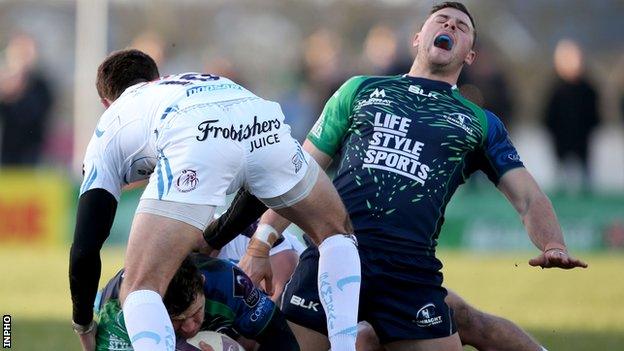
left=204, top=55, right=246, bottom=88
left=302, top=29, right=348, bottom=116
left=360, top=24, right=412, bottom=76
left=544, top=39, right=600, bottom=191
left=0, top=32, right=53, bottom=166
left=458, top=43, right=514, bottom=128
left=130, top=30, right=167, bottom=67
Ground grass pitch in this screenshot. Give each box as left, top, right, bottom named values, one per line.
left=1, top=246, right=622, bottom=350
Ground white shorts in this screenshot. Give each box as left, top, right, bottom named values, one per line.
left=141, top=98, right=312, bottom=208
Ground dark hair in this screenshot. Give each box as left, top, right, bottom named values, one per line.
left=429, top=2, right=477, bottom=45
left=96, top=49, right=159, bottom=101
left=163, top=257, right=204, bottom=317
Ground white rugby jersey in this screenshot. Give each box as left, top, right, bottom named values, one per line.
left=79, top=73, right=258, bottom=200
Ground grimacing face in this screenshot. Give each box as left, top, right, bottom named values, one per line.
left=413, top=7, right=476, bottom=70
left=170, top=292, right=206, bottom=339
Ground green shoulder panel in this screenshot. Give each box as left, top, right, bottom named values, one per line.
left=307, top=76, right=369, bottom=157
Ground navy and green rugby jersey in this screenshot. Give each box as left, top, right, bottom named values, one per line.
left=308, top=75, right=523, bottom=257
left=95, top=256, right=275, bottom=350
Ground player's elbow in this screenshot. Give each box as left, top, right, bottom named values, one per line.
left=69, top=241, right=101, bottom=274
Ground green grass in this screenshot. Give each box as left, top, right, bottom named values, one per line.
left=440, top=251, right=624, bottom=350
left=1, top=246, right=623, bottom=350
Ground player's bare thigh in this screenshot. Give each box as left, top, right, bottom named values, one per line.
left=383, top=333, right=462, bottom=351
left=272, top=167, right=353, bottom=243
left=118, top=211, right=208, bottom=302
left=287, top=321, right=330, bottom=351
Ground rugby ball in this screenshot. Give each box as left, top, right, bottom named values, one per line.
left=176, top=331, right=244, bottom=351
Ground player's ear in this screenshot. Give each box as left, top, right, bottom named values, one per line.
left=412, top=32, right=421, bottom=49
left=101, top=98, right=112, bottom=109
left=464, top=49, right=476, bottom=66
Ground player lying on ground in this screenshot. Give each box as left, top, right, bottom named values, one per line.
left=237, top=2, right=587, bottom=351
left=94, top=254, right=299, bottom=351
left=69, top=49, right=361, bottom=351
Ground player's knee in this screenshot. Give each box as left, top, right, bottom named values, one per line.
left=119, top=274, right=166, bottom=303
left=448, top=297, right=488, bottom=346
left=455, top=306, right=500, bottom=349
left=356, top=322, right=382, bottom=351
left=310, top=213, right=353, bottom=244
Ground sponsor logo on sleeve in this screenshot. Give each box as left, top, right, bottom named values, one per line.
left=310, top=113, right=325, bottom=139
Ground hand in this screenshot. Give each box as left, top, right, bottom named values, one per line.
left=77, top=326, right=97, bottom=351
left=239, top=253, right=274, bottom=295
left=529, top=248, right=588, bottom=269
left=199, top=341, right=215, bottom=351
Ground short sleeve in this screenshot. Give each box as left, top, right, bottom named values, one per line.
left=306, top=76, right=367, bottom=157
left=479, top=110, right=524, bottom=184
left=79, top=134, right=123, bottom=200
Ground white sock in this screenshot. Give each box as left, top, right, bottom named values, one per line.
left=123, top=290, right=175, bottom=351
left=318, top=234, right=361, bottom=351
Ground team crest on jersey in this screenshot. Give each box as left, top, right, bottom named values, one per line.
left=413, top=303, right=443, bottom=327
left=174, top=169, right=199, bottom=192
left=443, top=112, right=474, bottom=136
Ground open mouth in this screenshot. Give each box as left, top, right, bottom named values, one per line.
left=434, top=34, right=453, bottom=51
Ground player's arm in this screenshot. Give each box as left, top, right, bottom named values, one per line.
left=70, top=144, right=124, bottom=350
left=498, top=169, right=587, bottom=269
left=479, top=110, right=586, bottom=269
left=266, top=242, right=299, bottom=302
left=202, top=187, right=268, bottom=250
left=69, top=188, right=118, bottom=350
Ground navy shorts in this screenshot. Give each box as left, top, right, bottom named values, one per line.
left=281, top=245, right=456, bottom=344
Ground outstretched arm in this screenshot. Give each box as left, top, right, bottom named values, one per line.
left=497, top=168, right=587, bottom=269
left=69, top=189, right=118, bottom=350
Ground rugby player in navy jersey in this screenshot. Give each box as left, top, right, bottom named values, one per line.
left=234, top=2, right=586, bottom=351
left=94, top=254, right=299, bottom=351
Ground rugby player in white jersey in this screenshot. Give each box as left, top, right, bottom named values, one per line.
left=69, top=49, right=361, bottom=351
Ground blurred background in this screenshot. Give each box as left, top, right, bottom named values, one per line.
left=0, top=0, right=623, bottom=350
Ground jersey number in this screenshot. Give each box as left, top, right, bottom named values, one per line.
left=160, top=73, right=220, bottom=86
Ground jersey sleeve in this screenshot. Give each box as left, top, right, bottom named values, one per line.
left=479, top=110, right=524, bottom=184
left=306, top=76, right=367, bottom=157
left=79, top=134, right=123, bottom=200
